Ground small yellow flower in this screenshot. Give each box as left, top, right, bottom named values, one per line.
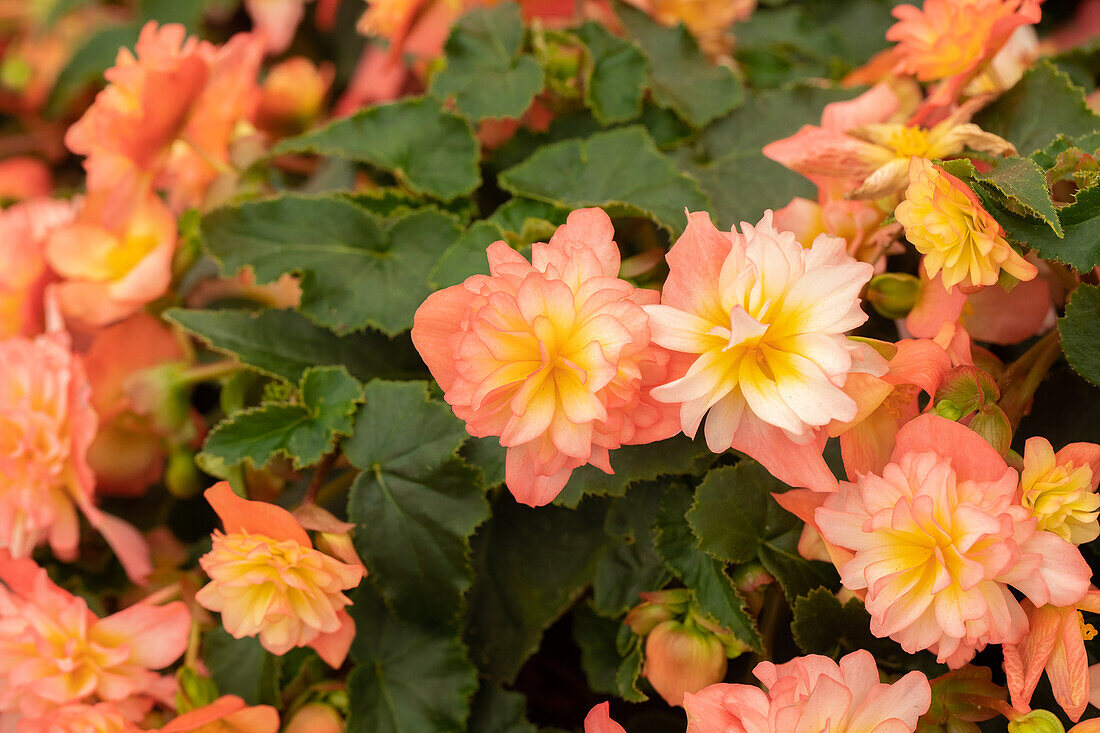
left=895, top=157, right=1037, bottom=290
left=1019, top=436, right=1100, bottom=545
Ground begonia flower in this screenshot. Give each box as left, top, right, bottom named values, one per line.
left=0, top=554, right=189, bottom=723
left=584, top=702, right=627, bottom=733
left=644, top=619, right=728, bottom=707
left=683, top=650, right=930, bottom=733
left=159, top=695, right=279, bottom=733
left=256, top=57, right=333, bottom=138
left=1004, top=590, right=1100, bottom=723
left=65, top=22, right=262, bottom=212
left=411, top=208, right=679, bottom=506
left=46, top=185, right=177, bottom=328
left=195, top=483, right=364, bottom=667
left=0, top=197, right=74, bottom=338
left=644, top=210, right=886, bottom=492
left=15, top=701, right=140, bottom=733
left=1018, top=437, right=1100, bottom=545
left=245, top=0, right=307, bottom=54
left=0, top=157, right=53, bottom=202
left=764, top=86, right=1014, bottom=199
left=0, top=332, right=152, bottom=582
left=773, top=192, right=899, bottom=268
left=896, top=158, right=1038, bottom=290
left=816, top=414, right=1092, bottom=668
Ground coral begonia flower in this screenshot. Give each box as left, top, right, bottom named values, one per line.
left=15, top=701, right=141, bottom=733
left=0, top=554, right=190, bottom=722
left=764, top=84, right=1014, bottom=200
left=0, top=157, right=53, bottom=202
left=159, top=695, right=280, bottom=733
left=644, top=210, right=886, bottom=492
left=1004, top=590, right=1100, bottom=723
left=244, top=0, right=307, bottom=54
left=1019, top=437, right=1100, bottom=545
left=411, top=208, right=679, bottom=506
left=683, top=650, right=931, bottom=733
left=46, top=185, right=177, bottom=328
left=773, top=193, right=898, bottom=269
left=816, top=414, right=1092, bottom=668
left=896, top=158, right=1038, bottom=291
left=65, top=22, right=262, bottom=212
left=0, top=197, right=74, bottom=338
left=195, top=483, right=365, bottom=667
left=0, top=332, right=152, bottom=582
left=584, top=702, right=628, bottom=733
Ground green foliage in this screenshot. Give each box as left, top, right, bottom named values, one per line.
left=203, top=628, right=281, bottom=706
left=572, top=604, right=623, bottom=696
left=655, top=487, right=762, bottom=651
left=47, top=23, right=140, bottom=112
left=430, top=4, right=544, bottom=120
left=1059, top=284, right=1100, bottom=388
left=344, top=381, right=490, bottom=627
left=201, top=196, right=466, bottom=334
left=576, top=22, right=648, bottom=125
left=617, top=5, right=743, bottom=127
left=347, top=585, right=479, bottom=733
left=980, top=184, right=1100, bottom=272
left=202, top=366, right=363, bottom=470
left=429, top=220, right=505, bottom=289
left=790, top=588, right=900, bottom=660
left=468, top=685, right=539, bottom=733
left=973, top=156, right=1062, bottom=237
left=687, top=463, right=838, bottom=600
left=164, top=308, right=425, bottom=384
left=274, top=98, right=481, bottom=201
left=465, top=496, right=609, bottom=681
left=499, top=126, right=711, bottom=236
left=592, top=482, right=673, bottom=618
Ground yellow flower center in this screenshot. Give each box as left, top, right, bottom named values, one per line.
left=888, top=127, right=932, bottom=158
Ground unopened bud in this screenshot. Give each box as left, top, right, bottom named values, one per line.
left=968, top=405, right=1012, bottom=456
left=1007, top=710, right=1065, bottom=733
left=867, top=273, right=922, bottom=319
left=935, top=366, right=1000, bottom=418
left=643, top=619, right=727, bottom=707
left=166, top=448, right=203, bottom=499
left=285, top=703, right=344, bottom=733
left=176, top=668, right=219, bottom=713
left=625, top=601, right=676, bottom=637
left=934, top=399, right=964, bottom=421
left=256, top=58, right=333, bottom=137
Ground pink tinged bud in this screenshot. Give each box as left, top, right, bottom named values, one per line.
left=625, top=601, right=676, bottom=637
left=284, top=702, right=344, bottom=733
left=644, top=620, right=728, bottom=707
left=256, top=57, right=333, bottom=136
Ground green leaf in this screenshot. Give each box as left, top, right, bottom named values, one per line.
left=428, top=220, right=505, bottom=289
left=488, top=198, right=569, bottom=247
left=163, top=308, right=424, bottom=383
left=468, top=685, right=538, bottom=733
left=465, top=496, right=609, bottom=681
left=47, top=23, right=139, bottom=113
left=615, top=640, right=647, bottom=702
left=344, top=381, right=490, bottom=627
left=202, top=366, right=363, bottom=470
left=274, top=98, right=480, bottom=201
left=618, top=5, right=743, bottom=127
left=593, top=482, right=673, bottom=617
left=203, top=628, right=280, bottom=707
left=1059, top=283, right=1100, bottom=387
left=346, top=585, right=478, bottom=733
left=576, top=22, right=648, bottom=125
left=201, top=196, right=463, bottom=334
left=499, top=127, right=711, bottom=236
left=655, top=486, right=762, bottom=651
left=790, top=587, right=902, bottom=661
left=430, top=4, right=544, bottom=120
left=975, top=60, right=1100, bottom=156
left=978, top=184, right=1100, bottom=272
left=973, top=157, right=1063, bottom=236
left=572, top=604, right=622, bottom=696
left=554, top=434, right=713, bottom=508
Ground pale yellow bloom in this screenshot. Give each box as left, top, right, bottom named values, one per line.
left=1020, top=437, right=1100, bottom=545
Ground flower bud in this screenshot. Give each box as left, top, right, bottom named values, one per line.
left=1008, top=710, right=1066, bottom=733
left=934, top=366, right=999, bottom=418
left=285, top=703, right=344, bottom=733
left=968, top=405, right=1012, bottom=456
left=177, top=668, right=219, bottom=713
left=256, top=58, right=333, bottom=137
left=625, top=589, right=690, bottom=636
left=868, top=273, right=922, bottom=319
left=166, top=448, right=204, bottom=499
left=922, top=666, right=1004, bottom=732
left=643, top=620, right=727, bottom=707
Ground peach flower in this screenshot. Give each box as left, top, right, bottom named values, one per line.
left=15, top=702, right=140, bottom=733
left=244, top=0, right=307, bottom=54
left=46, top=185, right=177, bottom=328
left=0, top=332, right=151, bottom=582
left=256, top=58, right=333, bottom=138
left=65, top=22, right=262, bottom=212
left=584, top=702, right=627, bottom=733
left=411, top=208, right=679, bottom=506
left=159, top=695, right=279, bottom=733
left=644, top=619, right=728, bottom=707
left=1019, top=437, right=1100, bottom=545
left=1004, top=590, right=1100, bottom=723
left=195, top=483, right=364, bottom=667
left=816, top=415, right=1092, bottom=668
left=0, top=554, right=189, bottom=723
left=0, top=197, right=74, bottom=338
left=896, top=158, right=1037, bottom=291
left=773, top=193, right=897, bottom=267
left=0, top=157, right=53, bottom=202
left=683, top=650, right=931, bottom=733
left=644, top=211, right=886, bottom=492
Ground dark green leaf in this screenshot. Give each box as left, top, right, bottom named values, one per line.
left=203, top=628, right=280, bottom=706
left=47, top=23, right=139, bottom=113
left=465, top=496, right=609, bottom=681
left=203, top=366, right=362, bottom=470
left=975, top=60, right=1100, bottom=156
left=430, top=4, right=543, bottom=120
left=499, top=126, right=711, bottom=236
left=1059, top=283, right=1100, bottom=387
left=201, top=196, right=462, bottom=334
left=615, top=640, right=647, bottom=702
left=593, top=482, right=673, bottom=617
left=576, top=22, right=648, bottom=125
left=573, top=604, right=622, bottom=696
left=344, top=381, right=490, bottom=626
left=974, top=157, right=1062, bottom=236
left=757, top=529, right=838, bottom=602
left=979, top=184, right=1100, bottom=272
left=790, top=587, right=904, bottom=662
left=346, top=585, right=478, bottom=733
left=468, top=685, right=538, bottom=733
left=655, top=487, right=762, bottom=651
left=428, top=220, right=505, bottom=289
left=163, top=308, right=424, bottom=383
left=618, top=5, right=743, bottom=127
left=274, top=98, right=480, bottom=201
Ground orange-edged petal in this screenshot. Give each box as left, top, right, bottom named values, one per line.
left=205, top=482, right=312, bottom=546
